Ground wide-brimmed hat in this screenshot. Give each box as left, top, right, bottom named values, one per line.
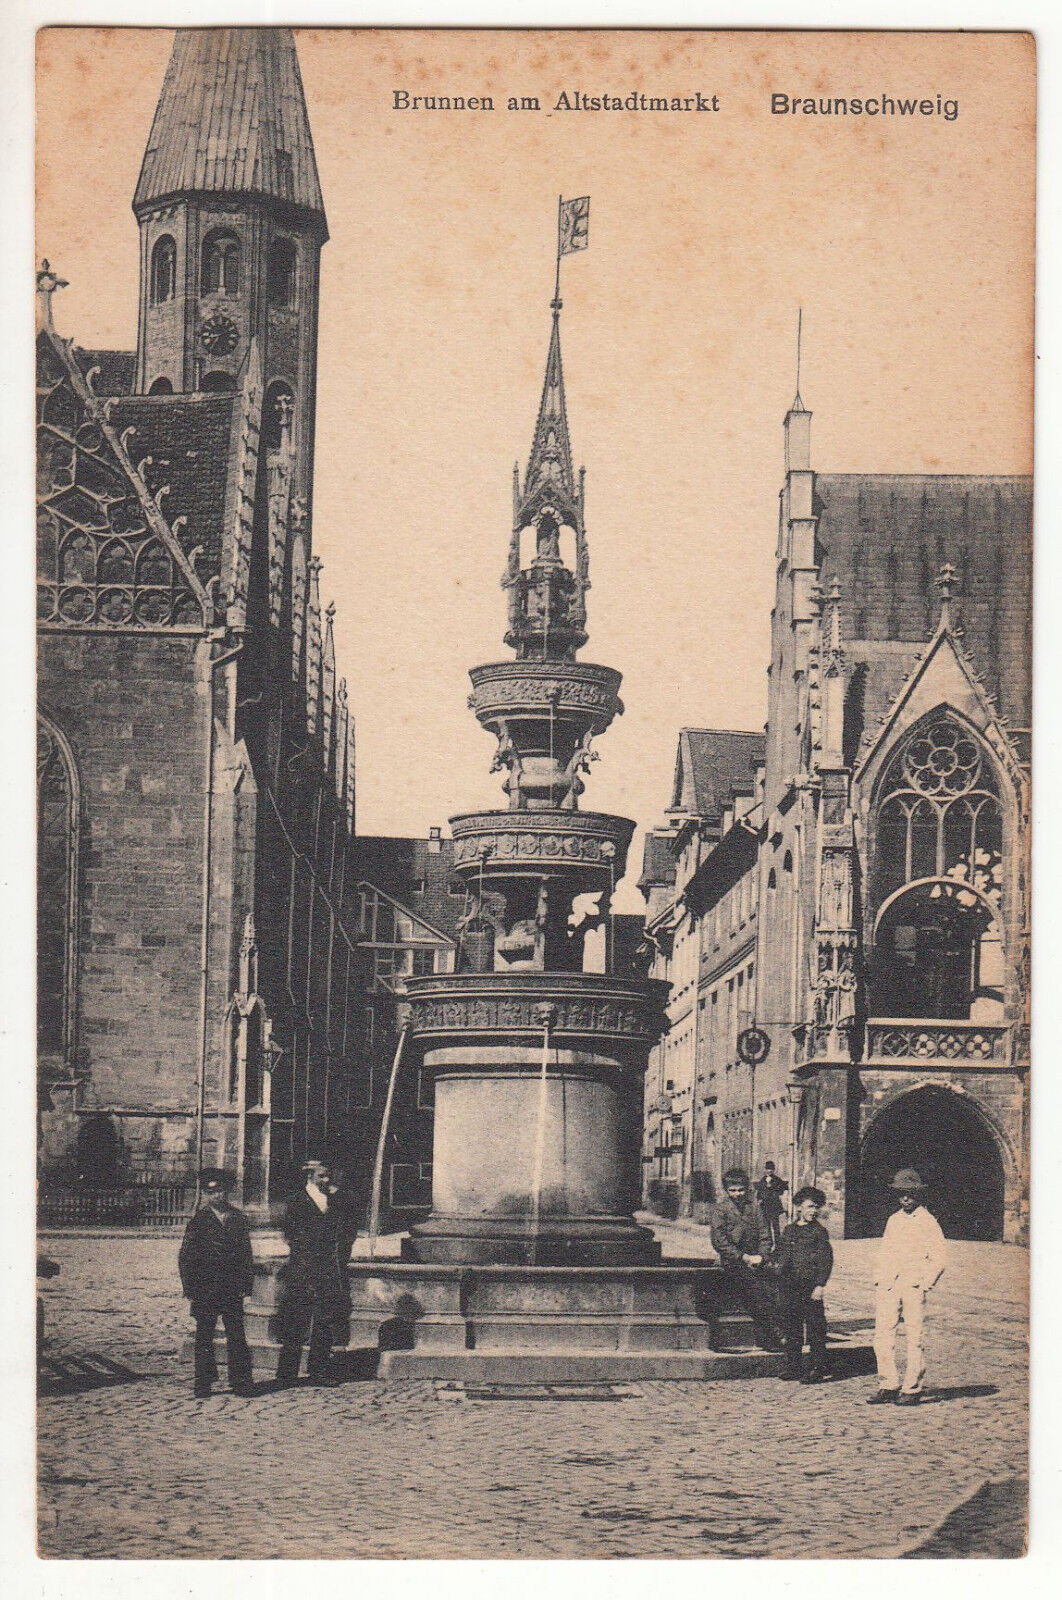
left=889, top=1168, right=927, bottom=1192
left=200, top=1167, right=235, bottom=1192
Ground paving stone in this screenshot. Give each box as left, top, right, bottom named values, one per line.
left=36, top=1233, right=1027, bottom=1558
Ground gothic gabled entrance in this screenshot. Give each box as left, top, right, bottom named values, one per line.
left=856, top=1085, right=1005, bottom=1240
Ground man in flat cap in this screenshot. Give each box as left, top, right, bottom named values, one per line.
left=273, top=1160, right=351, bottom=1386
left=709, top=1166, right=782, bottom=1349
left=868, top=1168, right=947, bottom=1406
left=178, top=1167, right=255, bottom=1398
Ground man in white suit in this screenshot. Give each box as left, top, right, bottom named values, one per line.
left=867, top=1168, right=947, bottom=1406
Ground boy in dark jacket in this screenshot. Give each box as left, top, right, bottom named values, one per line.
left=178, top=1168, right=255, bottom=1398
left=773, top=1185, right=833, bottom=1383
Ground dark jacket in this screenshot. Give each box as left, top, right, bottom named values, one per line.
left=773, top=1219, right=834, bottom=1290
left=709, top=1194, right=772, bottom=1266
left=178, top=1204, right=254, bottom=1305
left=274, top=1187, right=351, bottom=1332
left=754, top=1172, right=789, bottom=1216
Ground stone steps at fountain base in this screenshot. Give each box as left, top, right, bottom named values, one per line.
left=375, top=1348, right=787, bottom=1382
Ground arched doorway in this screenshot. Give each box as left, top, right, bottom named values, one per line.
left=857, top=1086, right=1005, bottom=1240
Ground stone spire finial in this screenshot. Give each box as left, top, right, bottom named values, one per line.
left=518, top=304, right=579, bottom=528
left=36, top=260, right=68, bottom=331
left=937, top=562, right=957, bottom=630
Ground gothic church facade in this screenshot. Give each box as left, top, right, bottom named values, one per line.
left=37, top=29, right=361, bottom=1209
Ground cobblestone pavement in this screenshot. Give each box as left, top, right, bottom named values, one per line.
left=36, top=1229, right=1027, bottom=1559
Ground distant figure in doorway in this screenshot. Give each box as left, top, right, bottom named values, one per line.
left=709, top=1167, right=782, bottom=1350
left=868, top=1169, right=947, bottom=1406
left=178, top=1168, right=255, bottom=1399
left=773, top=1186, right=833, bottom=1383
left=274, top=1160, right=351, bottom=1386
left=755, top=1160, right=789, bottom=1249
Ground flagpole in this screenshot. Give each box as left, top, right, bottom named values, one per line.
left=554, top=193, right=563, bottom=306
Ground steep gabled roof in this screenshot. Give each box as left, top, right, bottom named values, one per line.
left=354, top=836, right=463, bottom=944
left=815, top=473, right=1031, bottom=736
left=134, top=28, right=327, bottom=232
left=638, top=829, right=678, bottom=894
left=72, top=348, right=136, bottom=397
left=669, top=729, right=765, bottom=822
left=107, top=392, right=240, bottom=577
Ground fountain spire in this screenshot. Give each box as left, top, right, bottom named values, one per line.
left=399, top=207, right=666, bottom=1269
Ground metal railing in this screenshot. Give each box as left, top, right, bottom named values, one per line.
left=38, top=1181, right=195, bottom=1228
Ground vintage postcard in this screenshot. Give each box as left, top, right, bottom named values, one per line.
left=34, top=25, right=1032, bottom=1560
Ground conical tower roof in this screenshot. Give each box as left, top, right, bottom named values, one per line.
left=134, top=28, right=327, bottom=234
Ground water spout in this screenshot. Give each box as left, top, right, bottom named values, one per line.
left=367, top=1017, right=411, bottom=1258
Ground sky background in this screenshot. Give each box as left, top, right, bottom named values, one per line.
left=35, top=27, right=1034, bottom=908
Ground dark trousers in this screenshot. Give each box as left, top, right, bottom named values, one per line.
left=276, top=1294, right=334, bottom=1384
left=193, top=1297, right=253, bottom=1394
left=764, top=1211, right=784, bottom=1250
left=723, top=1261, right=781, bottom=1347
left=781, top=1285, right=828, bottom=1374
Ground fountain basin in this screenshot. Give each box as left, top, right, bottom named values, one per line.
left=401, top=972, right=667, bottom=1266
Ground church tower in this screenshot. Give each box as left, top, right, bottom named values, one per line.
left=132, top=28, right=327, bottom=507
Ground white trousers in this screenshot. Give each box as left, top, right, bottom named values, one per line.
left=873, top=1283, right=928, bottom=1394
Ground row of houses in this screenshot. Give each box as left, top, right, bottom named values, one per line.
left=638, top=395, right=1031, bottom=1242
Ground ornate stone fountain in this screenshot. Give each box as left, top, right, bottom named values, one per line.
left=242, top=280, right=782, bottom=1381
left=400, top=292, right=665, bottom=1269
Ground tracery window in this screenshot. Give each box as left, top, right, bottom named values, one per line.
left=201, top=229, right=240, bottom=295
left=150, top=235, right=177, bottom=304
left=871, top=715, right=1005, bottom=1021
left=874, top=718, right=1003, bottom=908
left=37, top=718, right=78, bottom=1059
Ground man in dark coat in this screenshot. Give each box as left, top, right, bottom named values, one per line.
left=274, top=1160, right=351, bottom=1386
left=754, top=1160, right=789, bottom=1249
left=773, top=1185, right=834, bottom=1382
left=709, top=1166, right=782, bottom=1349
left=178, top=1167, right=255, bottom=1398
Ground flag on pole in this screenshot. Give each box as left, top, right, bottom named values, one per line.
left=558, top=196, right=590, bottom=257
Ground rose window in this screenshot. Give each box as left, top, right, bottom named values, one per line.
left=902, top=720, right=981, bottom=797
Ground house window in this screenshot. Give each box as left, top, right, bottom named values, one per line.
left=37, top=718, right=78, bottom=1060
left=411, top=948, right=435, bottom=977
left=201, top=229, right=240, bottom=295
left=150, top=235, right=177, bottom=304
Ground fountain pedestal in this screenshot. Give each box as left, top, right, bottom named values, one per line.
left=399, top=972, right=665, bottom=1265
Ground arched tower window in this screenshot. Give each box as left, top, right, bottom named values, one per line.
left=201, top=229, right=240, bottom=295
left=37, top=717, right=78, bottom=1061
left=871, top=714, right=1004, bottom=1021
left=201, top=371, right=236, bottom=394
left=148, top=377, right=173, bottom=396
left=268, top=238, right=297, bottom=308
left=150, top=235, right=177, bottom=304
left=263, top=380, right=295, bottom=451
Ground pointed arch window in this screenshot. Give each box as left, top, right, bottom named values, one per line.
left=268, top=238, right=297, bottom=308
left=150, top=235, right=177, bottom=304
left=38, top=717, right=79, bottom=1062
left=871, top=714, right=1004, bottom=1021
left=201, top=229, right=240, bottom=296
